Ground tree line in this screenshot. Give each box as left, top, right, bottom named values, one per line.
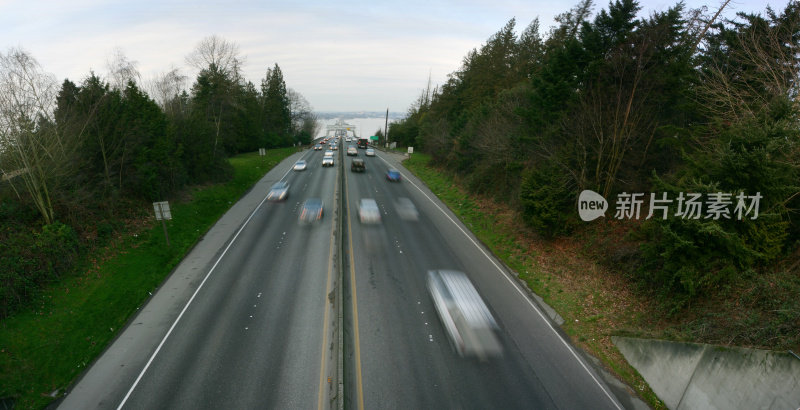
left=0, top=35, right=320, bottom=317
left=391, top=0, right=800, bottom=303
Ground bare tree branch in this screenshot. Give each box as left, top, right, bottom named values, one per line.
left=185, top=35, right=244, bottom=78
left=0, top=48, right=65, bottom=224
left=106, top=48, right=140, bottom=91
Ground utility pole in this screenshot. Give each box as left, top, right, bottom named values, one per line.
left=384, top=108, right=389, bottom=147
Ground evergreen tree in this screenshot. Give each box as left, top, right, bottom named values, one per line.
left=260, top=64, right=291, bottom=147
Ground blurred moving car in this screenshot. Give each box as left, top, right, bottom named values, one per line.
left=358, top=198, right=381, bottom=224
left=331, top=144, right=338, bottom=150
left=365, top=148, right=375, bottom=157
left=299, top=198, right=324, bottom=223
left=386, top=168, right=401, bottom=182
left=427, top=270, right=503, bottom=359
left=266, top=181, right=290, bottom=201
left=394, top=197, right=419, bottom=221
left=351, top=158, right=365, bottom=172
left=347, top=145, right=358, bottom=156
left=314, top=144, right=322, bottom=150
left=293, top=160, right=307, bottom=171
left=322, top=156, right=334, bottom=167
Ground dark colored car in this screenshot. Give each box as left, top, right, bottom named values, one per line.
left=266, top=181, right=290, bottom=201
left=386, top=168, right=401, bottom=181
left=299, top=198, right=324, bottom=223
left=351, top=158, right=365, bottom=172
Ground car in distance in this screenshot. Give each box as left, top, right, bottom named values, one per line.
left=358, top=198, right=381, bottom=224
left=331, top=144, right=338, bottom=150
left=293, top=160, right=307, bottom=171
left=314, top=144, right=322, bottom=150
left=299, top=198, right=324, bottom=223
left=347, top=145, right=358, bottom=156
left=427, top=269, right=502, bottom=359
left=351, top=158, right=365, bottom=172
left=365, top=148, right=375, bottom=157
left=386, top=168, right=401, bottom=182
left=322, top=156, right=334, bottom=167
left=266, top=181, right=290, bottom=201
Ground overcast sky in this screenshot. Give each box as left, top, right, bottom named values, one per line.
left=1, top=0, right=790, bottom=112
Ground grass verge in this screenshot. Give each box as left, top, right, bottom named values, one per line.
left=0, top=148, right=295, bottom=410
left=403, top=152, right=666, bottom=409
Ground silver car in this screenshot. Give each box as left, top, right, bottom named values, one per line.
left=395, top=197, right=419, bottom=221
left=358, top=198, right=381, bottom=224
left=266, top=181, right=289, bottom=201
left=427, top=270, right=502, bottom=359
left=299, top=198, right=324, bottom=223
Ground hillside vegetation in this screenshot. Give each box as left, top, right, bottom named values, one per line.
left=0, top=36, right=318, bottom=319
left=391, top=0, right=799, bottom=347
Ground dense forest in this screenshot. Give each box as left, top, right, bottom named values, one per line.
left=0, top=35, right=319, bottom=317
left=391, top=0, right=800, bottom=305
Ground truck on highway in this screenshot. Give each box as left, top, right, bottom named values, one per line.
left=357, top=137, right=369, bottom=149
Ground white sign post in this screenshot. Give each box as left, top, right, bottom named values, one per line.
left=153, top=201, right=172, bottom=247
left=407, top=146, right=413, bottom=158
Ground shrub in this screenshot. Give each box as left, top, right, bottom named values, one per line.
left=519, top=162, right=576, bottom=237
left=0, top=221, right=80, bottom=318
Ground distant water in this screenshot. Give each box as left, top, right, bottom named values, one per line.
left=317, top=117, right=395, bottom=139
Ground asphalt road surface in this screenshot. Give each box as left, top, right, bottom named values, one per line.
left=58, top=141, right=624, bottom=410
left=342, top=148, right=622, bottom=409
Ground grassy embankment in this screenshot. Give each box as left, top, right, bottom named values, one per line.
left=0, top=148, right=295, bottom=410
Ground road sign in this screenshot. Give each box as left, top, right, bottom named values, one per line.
left=153, top=201, right=172, bottom=220
left=408, top=147, right=414, bottom=154
left=153, top=201, right=172, bottom=247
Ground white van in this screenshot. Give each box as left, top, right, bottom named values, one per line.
left=427, top=270, right=502, bottom=359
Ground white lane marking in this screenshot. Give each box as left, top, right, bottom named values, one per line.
left=376, top=153, right=623, bottom=410
left=116, top=162, right=295, bottom=409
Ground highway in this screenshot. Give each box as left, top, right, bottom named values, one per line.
left=58, top=139, right=624, bottom=409
left=59, top=147, right=339, bottom=409
left=342, top=147, right=621, bottom=409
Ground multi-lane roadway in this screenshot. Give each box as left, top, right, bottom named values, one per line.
left=58, top=139, right=625, bottom=409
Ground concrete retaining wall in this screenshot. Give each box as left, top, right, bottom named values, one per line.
left=613, top=337, right=800, bottom=410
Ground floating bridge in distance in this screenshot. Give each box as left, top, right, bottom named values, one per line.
left=325, top=119, right=358, bottom=138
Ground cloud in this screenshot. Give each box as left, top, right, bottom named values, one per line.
left=2, top=0, right=790, bottom=112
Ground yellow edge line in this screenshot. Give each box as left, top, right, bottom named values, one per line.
left=318, top=166, right=338, bottom=409
left=345, top=164, right=365, bottom=410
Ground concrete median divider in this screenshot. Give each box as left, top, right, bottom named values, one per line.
left=613, top=336, right=800, bottom=409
